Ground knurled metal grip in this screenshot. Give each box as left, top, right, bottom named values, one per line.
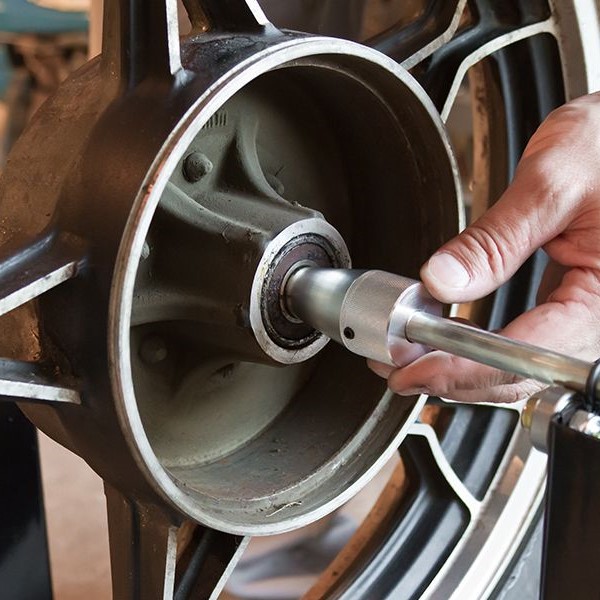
left=339, top=271, right=442, bottom=366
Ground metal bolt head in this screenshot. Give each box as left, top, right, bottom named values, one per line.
left=183, top=152, right=213, bottom=182
left=139, top=336, right=168, bottom=365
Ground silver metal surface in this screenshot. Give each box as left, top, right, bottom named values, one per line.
left=0, top=234, right=84, bottom=317
left=287, top=268, right=595, bottom=398
left=406, top=311, right=593, bottom=394
left=286, top=268, right=442, bottom=365
left=521, top=387, right=578, bottom=453
left=568, top=409, right=600, bottom=439
left=285, top=267, right=361, bottom=344
left=349, top=271, right=442, bottom=366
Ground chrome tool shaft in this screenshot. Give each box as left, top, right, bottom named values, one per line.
left=284, top=267, right=594, bottom=396
left=405, top=311, right=590, bottom=393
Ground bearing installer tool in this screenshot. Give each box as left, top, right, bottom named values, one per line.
left=282, top=266, right=600, bottom=407
left=282, top=266, right=600, bottom=600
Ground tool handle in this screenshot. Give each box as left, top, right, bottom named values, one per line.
left=404, top=311, right=592, bottom=394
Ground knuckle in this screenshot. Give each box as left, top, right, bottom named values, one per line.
left=458, top=223, right=510, bottom=281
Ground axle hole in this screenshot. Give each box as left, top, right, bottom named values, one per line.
left=344, top=327, right=355, bottom=340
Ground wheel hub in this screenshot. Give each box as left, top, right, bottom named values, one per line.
left=121, top=45, right=460, bottom=533
left=0, top=27, right=460, bottom=535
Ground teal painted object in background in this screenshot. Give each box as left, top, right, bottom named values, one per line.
left=0, top=47, right=9, bottom=95
left=0, top=0, right=87, bottom=96
left=0, top=0, right=87, bottom=33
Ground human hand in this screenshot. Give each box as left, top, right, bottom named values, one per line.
left=370, top=92, right=600, bottom=403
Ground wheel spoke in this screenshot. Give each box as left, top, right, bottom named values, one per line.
left=105, top=485, right=179, bottom=600
left=420, top=423, right=545, bottom=598
left=0, top=359, right=80, bottom=404
left=102, top=0, right=182, bottom=86
left=439, top=395, right=525, bottom=412
left=423, top=399, right=521, bottom=500
left=366, top=2, right=555, bottom=120
left=0, top=234, right=84, bottom=317
left=105, top=485, right=248, bottom=600
left=436, top=20, right=554, bottom=121
left=408, top=423, right=480, bottom=515
left=175, top=526, right=249, bottom=600
left=367, top=0, right=468, bottom=69
left=308, top=427, right=474, bottom=598
left=182, top=0, right=270, bottom=32
left=101, top=0, right=272, bottom=86
left=409, top=1, right=554, bottom=119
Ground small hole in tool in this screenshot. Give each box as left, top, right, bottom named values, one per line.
left=344, top=327, right=355, bottom=340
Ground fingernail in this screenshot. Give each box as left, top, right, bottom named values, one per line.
left=425, top=252, right=470, bottom=288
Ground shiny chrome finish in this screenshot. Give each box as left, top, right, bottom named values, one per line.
left=522, top=387, right=577, bottom=453
left=285, top=267, right=442, bottom=365
left=568, top=409, right=600, bottom=439
left=285, top=267, right=362, bottom=344
left=286, top=268, right=595, bottom=397
left=407, top=312, right=593, bottom=394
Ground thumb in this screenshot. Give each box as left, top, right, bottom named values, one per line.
left=420, top=159, right=571, bottom=303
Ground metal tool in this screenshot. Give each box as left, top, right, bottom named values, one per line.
left=285, top=265, right=600, bottom=600
left=284, top=267, right=597, bottom=398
